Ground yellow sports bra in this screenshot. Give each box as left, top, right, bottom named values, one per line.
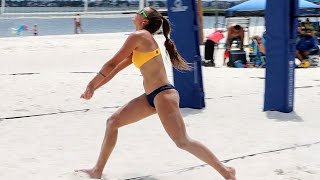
left=132, top=48, right=161, bottom=68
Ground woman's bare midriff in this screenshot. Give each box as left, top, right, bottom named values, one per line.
left=140, top=56, right=171, bottom=94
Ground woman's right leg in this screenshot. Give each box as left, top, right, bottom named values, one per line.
left=76, top=94, right=156, bottom=178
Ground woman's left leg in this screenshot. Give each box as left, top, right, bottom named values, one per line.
left=154, top=90, right=236, bottom=180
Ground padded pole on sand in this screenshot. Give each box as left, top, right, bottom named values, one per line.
left=167, top=0, right=205, bottom=109
left=264, top=0, right=298, bottom=112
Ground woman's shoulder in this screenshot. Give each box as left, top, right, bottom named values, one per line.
left=125, top=31, right=145, bottom=41
left=128, top=30, right=152, bottom=42
left=134, top=30, right=151, bottom=36
left=127, top=30, right=147, bottom=39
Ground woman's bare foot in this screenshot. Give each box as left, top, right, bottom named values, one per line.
left=75, top=168, right=102, bottom=179
left=225, top=166, right=236, bottom=180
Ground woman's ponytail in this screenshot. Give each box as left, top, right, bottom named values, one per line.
left=162, top=17, right=192, bottom=71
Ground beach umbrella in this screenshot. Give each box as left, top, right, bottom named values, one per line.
left=226, top=0, right=320, bottom=17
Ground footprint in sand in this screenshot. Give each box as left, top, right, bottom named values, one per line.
left=274, top=169, right=285, bottom=175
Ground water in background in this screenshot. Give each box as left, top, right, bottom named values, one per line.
left=0, top=16, right=265, bottom=38
left=0, top=17, right=135, bottom=37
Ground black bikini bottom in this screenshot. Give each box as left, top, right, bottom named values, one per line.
left=146, top=84, right=175, bottom=108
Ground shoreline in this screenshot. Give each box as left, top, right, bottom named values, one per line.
left=0, top=13, right=266, bottom=38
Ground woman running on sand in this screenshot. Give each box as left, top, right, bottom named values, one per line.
left=76, top=7, right=236, bottom=180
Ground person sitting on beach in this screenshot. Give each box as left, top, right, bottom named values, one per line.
left=252, top=35, right=266, bottom=55
left=76, top=7, right=236, bottom=180
left=251, top=35, right=266, bottom=67
left=12, top=24, right=28, bottom=36
left=224, top=24, right=244, bottom=65
left=296, top=27, right=319, bottom=68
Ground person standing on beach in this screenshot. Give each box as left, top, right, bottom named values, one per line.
left=74, top=14, right=83, bottom=34
left=33, top=24, right=38, bottom=36
left=76, top=7, right=236, bottom=180
left=223, top=24, right=244, bottom=65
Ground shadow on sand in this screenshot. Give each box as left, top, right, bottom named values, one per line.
left=180, top=108, right=204, bottom=118
left=265, top=111, right=304, bottom=122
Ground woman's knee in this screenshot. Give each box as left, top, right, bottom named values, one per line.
left=173, top=136, right=191, bottom=150
left=106, top=116, right=119, bottom=130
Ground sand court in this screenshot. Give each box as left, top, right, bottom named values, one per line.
left=1, top=33, right=320, bottom=180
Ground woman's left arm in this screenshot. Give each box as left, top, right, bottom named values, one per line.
left=94, top=54, right=133, bottom=91
left=89, top=33, right=140, bottom=87
left=81, top=33, right=141, bottom=100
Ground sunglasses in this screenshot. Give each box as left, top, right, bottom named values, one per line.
left=137, top=9, right=148, bottom=18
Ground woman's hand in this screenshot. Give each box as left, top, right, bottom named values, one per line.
left=80, top=85, right=95, bottom=100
